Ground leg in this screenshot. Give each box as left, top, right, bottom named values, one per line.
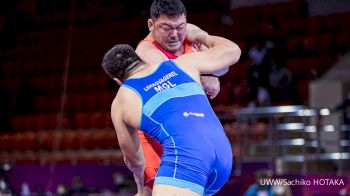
left=153, top=184, right=201, bottom=196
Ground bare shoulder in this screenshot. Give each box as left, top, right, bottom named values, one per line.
left=172, top=54, right=201, bottom=82
left=112, top=87, right=135, bottom=109
left=135, top=40, right=153, bottom=53
left=172, top=52, right=202, bottom=70
left=136, top=41, right=167, bottom=65
left=135, top=33, right=153, bottom=52
left=111, top=86, right=142, bottom=129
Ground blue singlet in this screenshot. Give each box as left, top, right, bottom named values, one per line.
left=123, top=60, right=232, bottom=195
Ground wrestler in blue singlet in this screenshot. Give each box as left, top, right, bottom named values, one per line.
left=122, top=60, right=232, bottom=195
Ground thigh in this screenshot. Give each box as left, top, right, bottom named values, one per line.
left=153, top=184, right=201, bottom=196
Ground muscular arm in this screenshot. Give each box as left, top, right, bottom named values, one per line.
left=135, top=33, right=168, bottom=65
left=137, top=25, right=223, bottom=99
left=111, top=91, right=145, bottom=193
left=187, top=23, right=226, bottom=99
left=174, top=34, right=241, bottom=75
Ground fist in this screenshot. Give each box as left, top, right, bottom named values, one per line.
left=201, top=76, right=220, bottom=99
left=186, top=23, right=208, bottom=43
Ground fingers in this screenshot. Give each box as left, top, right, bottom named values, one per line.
left=207, top=87, right=220, bottom=99
left=201, top=76, right=220, bottom=99
left=205, top=85, right=220, bottom=99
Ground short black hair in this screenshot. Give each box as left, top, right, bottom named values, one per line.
left=101, top=44, right=144, bottom=81
left=150, top=0, right=187, bottom=19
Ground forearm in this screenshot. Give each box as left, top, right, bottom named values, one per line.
left=124, top=156, right=144, bottom=176
left=122, top=136, right=145, bottom=173
left=123, top=145, right=145, bottom=190
left=200, top=35, right=233, bottom=49
left=186, top=23, right=208, bottom=44
left=124, top=157, right=144, bottom=187
left=205, top=35, right=241, bottom=67
left=118, top=128, right=145, bottom=189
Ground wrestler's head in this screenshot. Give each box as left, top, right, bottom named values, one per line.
left=148, top=0, right=187, bottom=54
left=101, top=44, right=144, bottom=83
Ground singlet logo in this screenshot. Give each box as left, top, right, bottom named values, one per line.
left=143, top=71, right=178, bottom=92
left=183, top=112, right=205, bottom=118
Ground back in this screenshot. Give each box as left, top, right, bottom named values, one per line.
left=122, top=60, right=228, bottom=157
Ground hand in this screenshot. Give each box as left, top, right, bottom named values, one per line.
left=201, top=76, right=220, bottom=99
left=186, top=23, right=208, bottom=43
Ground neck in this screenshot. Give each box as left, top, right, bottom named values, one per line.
left=161, top=41, right=184, bottom=56
left=126, top=62, right=147, bottom=78
left=174, top=46, right=184, bottom=56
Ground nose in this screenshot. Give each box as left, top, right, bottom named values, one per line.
left=169, top=29, right=178, bottom=37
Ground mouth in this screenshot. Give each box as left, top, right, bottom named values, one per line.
left=167, top=40, right=180, bottom=47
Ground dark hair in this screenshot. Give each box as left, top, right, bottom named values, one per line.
left=101, top=44, right=144, bottom=81
left=150, top=0, right=186, bottom=19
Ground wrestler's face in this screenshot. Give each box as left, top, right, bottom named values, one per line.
left=148, top=14, right=187, bottom=54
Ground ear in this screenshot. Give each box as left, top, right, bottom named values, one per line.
left=113, top=78, right=122, bottom=86
left=148, top=18, right=154, bottom=32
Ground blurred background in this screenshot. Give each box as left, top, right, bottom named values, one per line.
left=0, top=0, right=349, bottom=195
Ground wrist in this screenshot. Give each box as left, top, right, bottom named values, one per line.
left=124, top=158, right=145, bottom=176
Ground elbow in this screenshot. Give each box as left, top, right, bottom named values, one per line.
left=229, top=43, right=241, bottom=65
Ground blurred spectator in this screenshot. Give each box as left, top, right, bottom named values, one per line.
left=33, top=184, right=44, bottom=196
left=271, top=179, right=292, bottom=196
left=248, top=37, right=274, bottom=66
left=0, top=176, right=11, bottom=195
left=112, top=172, right=135, bottom=193
left=244, top=169, right=274, bottom=196
left=339, top=184, right=350, bottom=196
left=0, top=74, right=12, bottom=132
left=15, top=72, right=46, bottom=114
left=69, top=176, right=85, bottom=195
left=247, top=86, right=271, bottom=108
left=56, top=183, right=68, bottom=196
left=265, top=50, right=293, bottom=103
left=268, top=64, right=292, bottom=102
left=21, top=182, right=30, bottom=196
left=247, top=64, right=271, bottom=108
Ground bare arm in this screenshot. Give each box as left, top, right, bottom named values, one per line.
left=187, top=24, right=229, bottom=76
left=186, top=23, right=209, bottom=44
left=111, top=92, right=145, bottom=193
left=135, top=34, right=168, bottom=65
left=174, top=34, right=241, bottom=75
left=187, top=24, right=223, bottom=99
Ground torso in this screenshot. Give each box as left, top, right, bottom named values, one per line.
left=122, top=60, right=225, bottom=148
